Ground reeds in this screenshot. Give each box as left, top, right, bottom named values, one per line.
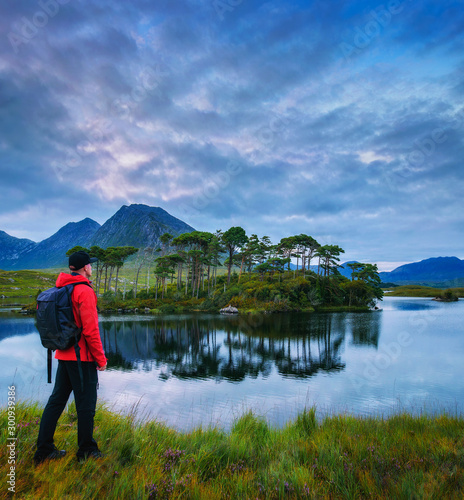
left=1, top=402, right=463, bottom=499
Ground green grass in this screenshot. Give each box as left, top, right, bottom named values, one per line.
left=386, top=285, right=464, bottom=298
left=0, top=267, right=166, bottom=301
left=315, top=306, right=371, bottom=312
left=0, top=269, right=57, bottom=301
left=1, top=402, right=463, bottom=499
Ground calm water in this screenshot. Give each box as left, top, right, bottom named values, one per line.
left=1, top=297, right=463, bottom=430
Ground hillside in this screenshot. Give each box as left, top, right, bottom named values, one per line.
left=0, top=269, right=56, bottom=300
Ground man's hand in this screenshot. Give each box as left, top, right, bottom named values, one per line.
left=97, top=363, right=107, bottom=371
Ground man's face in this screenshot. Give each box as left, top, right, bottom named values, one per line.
left=84, top=263, right=92, bottom=279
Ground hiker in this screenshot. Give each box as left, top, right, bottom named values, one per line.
left=34, top=251, right=107, bottom=464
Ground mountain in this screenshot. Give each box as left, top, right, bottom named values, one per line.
left=18, top=218, right=101, bottom=269
left=0, top=231, right=36, bottom=270
left=379, top=257, right=464, bottom=285
left=1, top=218, right=100, bottom=270
left=0, top=205, right=195, bottom=270
left=90, top=204, right=195, bottom=248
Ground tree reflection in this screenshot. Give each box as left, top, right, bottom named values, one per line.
left=350, top=313, right=381, bottom=347
left=100, top=312, right=381, bottom=381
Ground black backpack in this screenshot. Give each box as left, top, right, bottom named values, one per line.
left=36, top=282, right=91, bottom=390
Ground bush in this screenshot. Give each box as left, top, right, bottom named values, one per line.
left=254, top=284, right=273, bottom=301
left=158, top=304, right=181, bottom=314
left=101, top=290, right=116, bottom=303
left=441, top=289, right=459, bottom=301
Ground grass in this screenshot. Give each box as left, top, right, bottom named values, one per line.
left=314, top=306, right=371, bottom=313
left=0, top=266, right=162, bottom=301
left=385, top=285, right=464, bottom=298
left=1, top=402, right=463, bottom=499
left=0, top=270, right=57, bottom=301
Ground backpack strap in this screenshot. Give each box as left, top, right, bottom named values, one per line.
left=47, top=349, right=52, bottom=384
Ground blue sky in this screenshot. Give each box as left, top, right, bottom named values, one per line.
left=1, top=0, right=463, bottom=270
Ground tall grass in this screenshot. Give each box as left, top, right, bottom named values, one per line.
left=1, top=403, right=463, bottom=499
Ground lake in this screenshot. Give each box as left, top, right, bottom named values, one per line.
left=1, top=297, right=463, bottom=430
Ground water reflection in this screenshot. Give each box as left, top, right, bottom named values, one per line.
left=2, top=299, right=463, bottom=428
left=381, top=296, right=440, bottom=311
left=100, top=312, right=381, bottom=382
left=0, top=315, right=36, bottom=341
left=350, top=314, right=381, bottom=347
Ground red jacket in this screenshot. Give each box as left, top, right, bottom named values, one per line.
left=54, top=273, right=107, bottom=368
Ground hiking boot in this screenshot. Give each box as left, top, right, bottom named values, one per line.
left=34, top=448, right=66, bottom=466
left=77, top=450, right=104, bottom=462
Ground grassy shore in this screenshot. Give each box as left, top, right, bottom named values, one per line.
left=385, top=285, right=464, bottom=298
left=1, top=402, right=463, bottom=499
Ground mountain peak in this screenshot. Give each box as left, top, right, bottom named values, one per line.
left=122, top=204, right=171, bottom=216
left=90, top=205, right=195, bottom=249
left=47, top=218, right=100, bottom=237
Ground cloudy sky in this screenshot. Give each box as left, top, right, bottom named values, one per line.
left=1, top=0, right=463, bottom=270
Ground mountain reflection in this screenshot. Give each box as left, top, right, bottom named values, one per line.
left=100, top=313, right=381, bottom=382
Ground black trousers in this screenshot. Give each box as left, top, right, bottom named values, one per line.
left=35, top=360, right=100, bottom=459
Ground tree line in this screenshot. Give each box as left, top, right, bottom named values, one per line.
left=67, top=227, right=383, bottom=307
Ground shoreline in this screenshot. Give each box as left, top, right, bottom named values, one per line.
left=10, top=303, right=375, bottom=316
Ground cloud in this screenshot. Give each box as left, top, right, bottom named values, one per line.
left=0, top=0, right=463, bottom=265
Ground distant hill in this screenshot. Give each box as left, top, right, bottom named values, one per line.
left=379, top=257, right=464, bottom=285
left=0, top=205, right=195, bottom=270
left=337, top=258, right=464, bottom=285
left=289, top=257, right=464, bottom=286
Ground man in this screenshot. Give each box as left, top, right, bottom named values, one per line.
left=34, top=250, right=107, bottom=465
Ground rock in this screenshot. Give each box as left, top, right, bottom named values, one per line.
left=220, top=305, right=239, bottom=315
